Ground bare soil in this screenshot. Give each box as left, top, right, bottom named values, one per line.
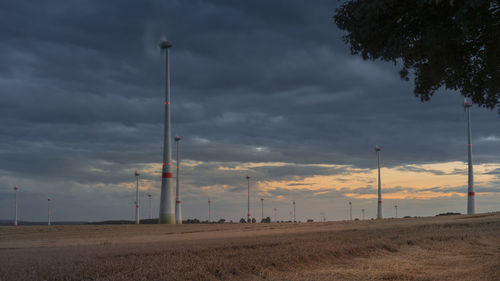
left=0, top=213, right=499, bottom=281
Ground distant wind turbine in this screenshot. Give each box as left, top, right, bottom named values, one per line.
left=175, top=136, right=182, bottom=224
left=47, top=197, right=51, bottom=226
left=135, top=171, right=140, bottom=224
left=464, top=98, right=475, bottom=214
left=13, top=186, right=18, bottom=226
left=208, top=198, right=212, bottom=222
left=349, top=201, right=352, bottom=221
left=375, top=145, right=383, bottom=219
left=246, top=175, right=251, bottom=223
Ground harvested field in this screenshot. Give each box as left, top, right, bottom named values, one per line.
left=0, top=213, right=499, bottom=281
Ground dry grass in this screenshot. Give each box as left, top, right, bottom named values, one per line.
left=0, top=213, right=499, bottom=281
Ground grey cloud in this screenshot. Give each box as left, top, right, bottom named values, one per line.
left=0, top=0, right=499, bottom=221
left=395, top=165, right=447, bottom=175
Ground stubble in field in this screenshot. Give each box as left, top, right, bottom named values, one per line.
left=0, top=213, right=499, bottom=280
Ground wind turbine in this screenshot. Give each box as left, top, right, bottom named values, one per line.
left=375, top=145, right=383, bottom=219
left=208, top=198, right=212, bottom=222
left=260, top=197, right=264, bottom=222
left=158, top=39, right=175, bottom=224
left=13, top=186, right=18, bottom=226
left=148, top=194, right=152, bottom=220
left=135, top=171, right=140, bottom=224
left=349, top=201, right=352, bottom=220
left=246, top=175, right=251, bottom=223
left=47, top=197, right=51, bottom=226
left=175, top=136, right=182, bottom=224
left=464, top=98, right=475, bottom=214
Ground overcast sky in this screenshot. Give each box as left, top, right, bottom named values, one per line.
left=0, top=0, right=499, bottom=223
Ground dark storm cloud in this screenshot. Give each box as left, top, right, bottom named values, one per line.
left=430, top=185, right=500, bottom=194
left=0, top=0, right=499, bottom=220
left=175, top=162, right=353, bottom=193
left=251, top=164, right=351, bottom=180
left=2, top=0, right=498, bottom=170
left=341, top=185, right=477, bottom=196
left=395, top=165, right=448, bottom=175
left=267, top=187, right=344, bottom=199
left=340, top=186, right=407, bottom=195
left=485, top=168, right=500, bottom=175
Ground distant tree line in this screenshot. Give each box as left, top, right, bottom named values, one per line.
left=436, top=212, right=462, bottom=216
left=86, top=217, right=279, bottom=225
left=237, top=217, right=273, bottom=223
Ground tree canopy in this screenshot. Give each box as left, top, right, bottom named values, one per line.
left=334, top=0, right=500, bottom=112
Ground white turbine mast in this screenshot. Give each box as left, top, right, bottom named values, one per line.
left=135, top=171, right=140, bottom=224
left=175, top=136, right=182, bottom=224
left=13, top=186, right=19, bottom=226
left=464, top=98, right=475, bottom=214
left=158, top=39, right=175, bottom=224
left=375, top=145, right=383, bottom=219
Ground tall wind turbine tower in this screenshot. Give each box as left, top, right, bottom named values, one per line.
left=47, top=198, right=51, bottom=226
left=273, top=207, right=277, bottom=222
left=349, top=201, right=352, bottom=220
left=376, top=145, right=383, bottom=219
left=135, top=171, right=140, bottom=224
left=148, top=194, right=152, bottom=220
left=159, top=39, right=175, bottom=224
left=394, top=203, right=398, bottom=218
left=246, top=175, right=251, bottom=223
left=13, top=186, right=18, bottom=226
left=208, top=199, right=212, bottom=222
left=464, top=98, right=475, bottom=214
left=175, top=136, right=182, bottom=224
left=260, top=197, right=264, bottom=222
left=361, top=208, right=365, bottom=220
left=292, top=200, right=296, bottom=222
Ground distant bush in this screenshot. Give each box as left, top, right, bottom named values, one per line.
left=261, top=217, right=271, bottom=223
left=88, top=220, right=134, bottom=225
left=185, top=218, right=201, bottom=224
left=436, top=212, right=461, bottom=216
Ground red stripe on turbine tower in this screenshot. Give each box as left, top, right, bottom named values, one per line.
left=162, top=172, right=173, bottom=178
left=468, top=192, right=475, bottom=196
